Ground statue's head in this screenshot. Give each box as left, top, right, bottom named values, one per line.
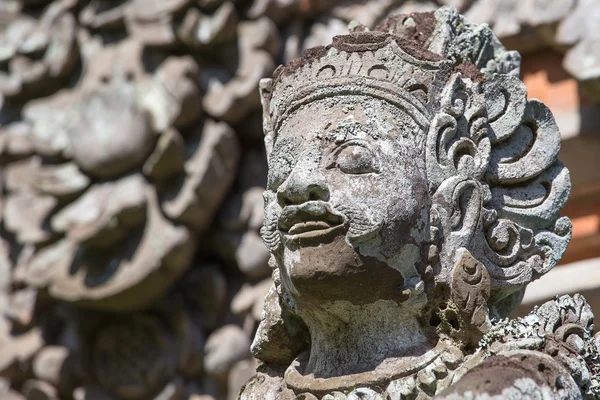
left=255, top=7, right=572, bottom=361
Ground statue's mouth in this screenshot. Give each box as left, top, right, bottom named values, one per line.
left=278, top=201, right=346, bottom=240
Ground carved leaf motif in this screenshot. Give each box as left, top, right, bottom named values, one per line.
left=426, top=73, right=491, bottom=190
left=487, top=100, right=562, bottom=185
left=451, top=248, right=491, bottom=334
left=428, top=67, right=571, bottom=312
left=483, top=74, right=527, bottom=143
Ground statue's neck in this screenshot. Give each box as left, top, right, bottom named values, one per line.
left=298, top=300, right=433, bottom=378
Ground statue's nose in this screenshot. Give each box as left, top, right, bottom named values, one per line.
left=277, top=168, right=330, bottom=206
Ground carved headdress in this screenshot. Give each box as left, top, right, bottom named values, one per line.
left=257, top=7, right=571, bottom=353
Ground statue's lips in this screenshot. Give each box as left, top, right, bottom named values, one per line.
left=278, top=202, right=346, bottom=239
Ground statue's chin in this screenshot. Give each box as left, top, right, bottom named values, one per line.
left=280, top=233, right=409, bottom=307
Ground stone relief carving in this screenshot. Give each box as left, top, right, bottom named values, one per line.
left=242, top=7, right=598, bottom=399
left=0, top=1, right=599, bottom=399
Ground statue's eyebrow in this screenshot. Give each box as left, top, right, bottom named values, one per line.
left=322, top=120, right=380, bottom=143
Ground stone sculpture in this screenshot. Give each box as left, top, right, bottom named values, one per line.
left=2, top=0, right=600, bottom=399
left=241, top=7, right=599, bottom=399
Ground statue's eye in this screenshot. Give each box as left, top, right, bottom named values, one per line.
left=329, top=143, right=379, bottom=174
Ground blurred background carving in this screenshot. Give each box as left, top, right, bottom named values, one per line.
left=0, top=0, right=599, bottom=399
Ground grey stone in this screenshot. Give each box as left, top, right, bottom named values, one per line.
left=227, top=359, right=257, bottom=400
left=0, top=122, right=34, bottom=162
left=178, top=3, right=238, bottom=48
left=0, top=238, right=11, bottom=321
left=203, top=325, right=250, bottom=380
left=21, top=379, right=59, bottom=400
left=30, top=161, right=90, bottom=199
left=0, top=380, right=24, bottom=400
left=1, top=1, right=600, bottom=400
left=561, top=0, right=600, bottom=103
left=51, top=174, right=147, bottom=248
left=5, top=287, right=37, bottom=328
left=143, top=128, right=186, bottom=182
left=216, top=186, right=270, bottom=278
left=79, top=0, right=129, bottom=30
left=4, top=191, right=56, bottom=245
left=89, top=313, right=180, bottom=399
left=231, top=279, right=272, bottom=321
left=20, top=186, right=196, bottom=311
left=0, top=1, right=78, bottom=100
left=32, top=346, right=72, bottom=387
left=72, top=387, right=115, bottom=400
left=0, top=327, right=44, bottom=379
left=162, top=119, right=240, bottom=231
left=141, top=56, right=202, bottom=132
left=125, top=0, right=191, bottom=47
left=178, top=264, right=227, bottom=332
left=302, top=18, right=348, bottom=51
left=242, top=6, right=594, bottom=400
left=202, top=18, right=280, bottom=124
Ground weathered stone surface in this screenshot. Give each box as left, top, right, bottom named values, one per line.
left=0, top=239, right=11, bottom=322
left=242, top=6, right=596, bottom=400
left=30, top=161, right=90, bottom=198
left=216, top=187, right=270, bottom=278
left=0, top=327, right=44, bottom=380
left=0, top=380, right=24, bottom=400
left=125, top=0, right=191, bottom=47
left=21, top=379, right=60, bottom=400
left=177, top=264, right=227, bottom=332
left=204, top=325, right=250, bottom=380
left=72, top=386, right=115, bottom=400
left=3, top=155, right=89, bottom=200
left=5, top=287, right=37, bottom=328
left=0, top=122, right=33, bottom=162
left=227, top=359, right=256, bottom=400
left=231, top=279, right=271, bottom=323
left=79, top=0, right=129, bottom=30
left=0, top=1, right=599, bottom=400
left=141, top=56, right=202, bottom=132
left=90, top=314, right=179, bottom=399
left=51, top=174, right=147, bottom=248
left=18, top=187, right=196, bottom=310
left=250, top=280, right=307, bottom=366
left=561, top=0, right=600, bottom=103
left=0, top=0, right=79, bottom=101
left=163, top=119, right=240, bottom=231
left=143, top=128, right=186, bottom=182
left=178, top=2, right=238, bottom=48
left=32, top=346, right=72, bottom=387
left=4, top=191, right=56, bottom=245
left=202, top=18, right=280, bottom=124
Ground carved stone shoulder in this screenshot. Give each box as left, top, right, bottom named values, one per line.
left=442, top=294, right=600, bottom=399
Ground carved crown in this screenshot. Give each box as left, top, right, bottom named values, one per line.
left=261, top=31, right=452, bottom=138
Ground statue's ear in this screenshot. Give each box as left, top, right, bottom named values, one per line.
left=259, top=78, right=274, bottom=160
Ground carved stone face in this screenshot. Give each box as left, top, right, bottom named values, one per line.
left=265, top=95, right=431, bottom=307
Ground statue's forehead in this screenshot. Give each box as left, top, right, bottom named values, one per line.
left=272, top=96, right=423, bottom=157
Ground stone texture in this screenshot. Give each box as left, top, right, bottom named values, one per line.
left=0, top=1, right=599, bottom=400
left=203, top=325, right=250, bottom=381
left=242, top=6, right=598, bottom=400
left=162, top=119, right=240, bottom=231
